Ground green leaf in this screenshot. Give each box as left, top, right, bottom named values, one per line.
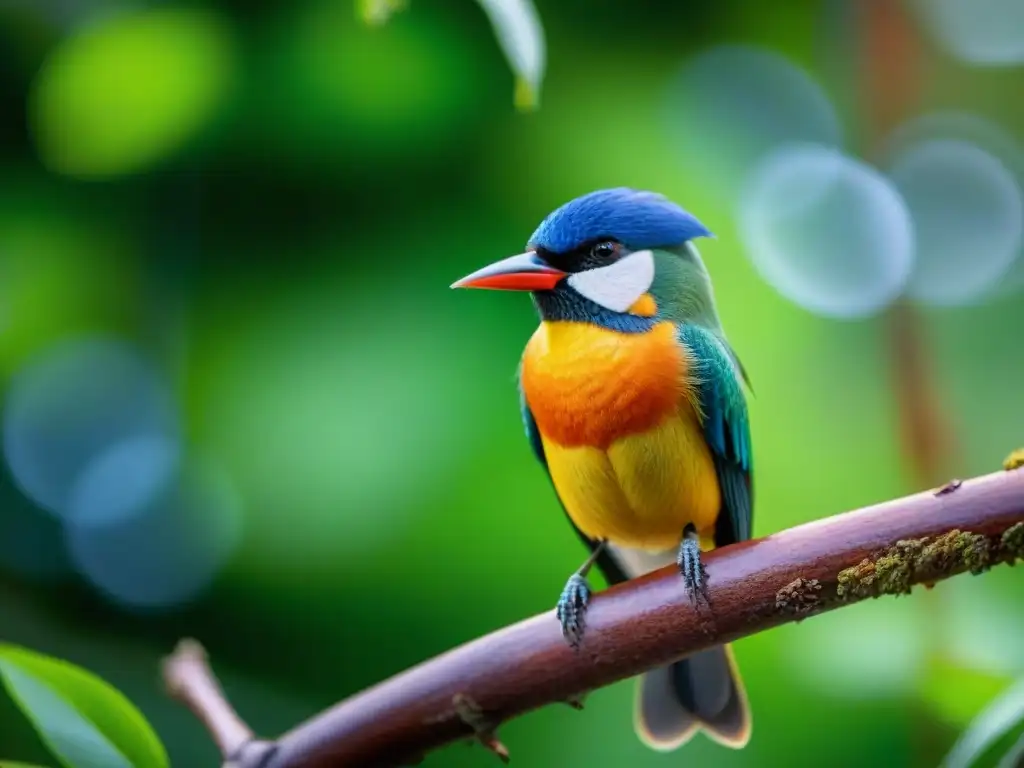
left=1, top=762, right=56, bottom=768
left=0, top=644, right=169, bottom=768
left=942, top=677, right=1024, bottom=768
left=475, top=0, right=546, bottom=110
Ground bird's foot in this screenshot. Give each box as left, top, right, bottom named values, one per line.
left=556, top=573, right=592, bottom=648
left=677, top=526, right=710, bottom=606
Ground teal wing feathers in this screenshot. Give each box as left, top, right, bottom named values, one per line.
left=677, top=324, right=753, bottom=545
left=518, top=381, right=630, bottom=585
left=519, top=384, right=547, bottom=468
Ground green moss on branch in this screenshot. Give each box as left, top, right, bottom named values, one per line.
left=836, top=526, right=1022, bottom=601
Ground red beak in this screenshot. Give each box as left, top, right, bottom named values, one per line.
left=451, top=251, right=567, bottom=291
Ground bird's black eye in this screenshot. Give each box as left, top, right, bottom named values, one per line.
left=589, top=241, right=619, bottom=261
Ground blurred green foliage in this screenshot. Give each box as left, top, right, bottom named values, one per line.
left=0, top=1, right=1022, bottom=767
left=30, top=7, right=237, bottom=178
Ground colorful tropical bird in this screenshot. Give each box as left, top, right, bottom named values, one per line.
left=451, top=188, right=753, bottom=751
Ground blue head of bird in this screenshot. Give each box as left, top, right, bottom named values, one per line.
left=451, top=188, right=721, bottom=329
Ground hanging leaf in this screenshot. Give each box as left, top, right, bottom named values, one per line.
left=942, top=677, right=1024, bottom=768
left=476, top=0, right=546, bottom=110
left=0, top=644, right=169, bottom=768
left=357, top=0, right=408, bottom=26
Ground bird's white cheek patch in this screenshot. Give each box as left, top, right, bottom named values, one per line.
left=568, top=249, right=655, bottom=313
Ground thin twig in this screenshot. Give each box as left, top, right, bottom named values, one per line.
left=161, top=639, right=275, bottom=767
left=857, top=0, right=957, bottom=489
left=166, top=467, right=1024, bottom=768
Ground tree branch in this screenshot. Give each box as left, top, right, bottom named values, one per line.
left=162, top=639, right=277, bottom=767
left=164, top=466, right=1024, bottom=768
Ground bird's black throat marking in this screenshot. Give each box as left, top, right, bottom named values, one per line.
left=531, top=284, right=656, bottom=334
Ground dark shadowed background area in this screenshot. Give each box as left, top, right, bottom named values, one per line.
left=1, top=0, right=1023, bottom=765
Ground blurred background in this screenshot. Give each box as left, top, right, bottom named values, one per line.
left=1, top=0, right=1023, bottom=765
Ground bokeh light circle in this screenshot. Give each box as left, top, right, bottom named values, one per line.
left=3, top=336, right=179, bottom=517
left=880, top=112, right=1024, bottom=301
left=888, top=139, right=1023, bottom=307
left=880, top=112, right=1024, bottom=180
left=912, top=0, right=1024, bottom=66
left=738, top=143, right=914, bottom=319
left=66, top=444, right=243, bottom=610
left=29, top=7, right=236, bottom=178
left=667, top=45, right=842, bottom=200
left=65, top=434, right=180, bottom=528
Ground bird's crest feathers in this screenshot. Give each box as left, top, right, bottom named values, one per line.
left=528, top=188, right=712, bottom=254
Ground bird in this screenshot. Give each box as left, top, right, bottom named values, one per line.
left=450, top=187, right=753, bottom=752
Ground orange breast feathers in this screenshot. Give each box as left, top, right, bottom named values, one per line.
left=520, top=321, right=690, bottom=449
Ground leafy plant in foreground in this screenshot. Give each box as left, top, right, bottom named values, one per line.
left=0, top=644, right=168, bottom=768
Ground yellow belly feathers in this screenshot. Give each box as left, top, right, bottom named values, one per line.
left=521, top=320, right=721, bottom=551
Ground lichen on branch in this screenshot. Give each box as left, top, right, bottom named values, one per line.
left=836, top=526, right=1021, bottom=600
left=1004, top=448, right=1024, bottom=471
